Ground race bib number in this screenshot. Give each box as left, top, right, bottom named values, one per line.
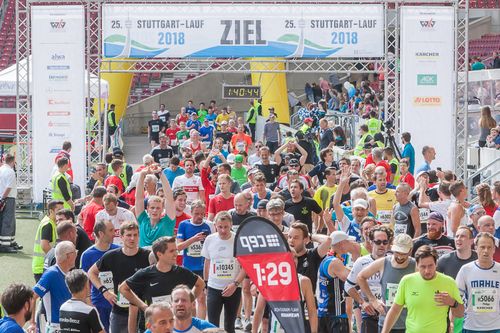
left=394, top=223, right=408, bottom=236
left=213, top=258, right=237, bottom=279
left=472, top=288, right=497, bottom=313
left=116, top=291, right=130, bottom=308
left=171, top=139, right=178, bottom=146
left=419, top=208, right=430, bottom=223
left=159, top=158, right=170, bottom=169
left=152, top=295, right=172, bottom=304
left=385, top=283, right=399, bottom=307
left=187, top=241, right=203, bottom=257
left=369, top=285, right=383, bottom=301
left=152, top=125, right=160, bottom=132
left=236, top=141, right=246, bottom=152
left=98, top=271, right=114, bottom=290
left=377, top=210, right=392, bottom=224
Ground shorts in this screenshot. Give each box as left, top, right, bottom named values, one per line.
left=318, top=316, right=349, bottom=333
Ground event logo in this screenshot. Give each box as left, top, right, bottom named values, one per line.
left=48, top=74, right=68, bottom=82
left=48, top=121, right=71, bottom=128
left=419, top=18, right=436, bottom=29
left=45, top=87, right=71, bottom=93
left=51, top=53, right=65, bottom=61
left=47, top=65, right=70, bottom=70
left=417, top=74, right=437, bottom=86
left=47, top=111, right=70, bottom=116
left=48, top=99, right=70, bottom=105
left=50, top=20, right=66, bottom=30
left=412, top=96, right=441, bottom=106
left=48, top=132, right=67, bottom=138
left=239, top=235, right=281, bottom=253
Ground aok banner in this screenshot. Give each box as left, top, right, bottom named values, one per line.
left=400, top=7, right=455, bottom=170
left=235, top=216, right=305, bottom=333
left=103, top=4, right=384, bottom=58
left=32, top=5, right=86, bottom=202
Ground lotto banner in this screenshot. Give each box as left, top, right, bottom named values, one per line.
left=234, top=217, right=305, bottom=333
left=400, top=7, right=455, bottom=170
left=102, top=4, right=384, bottom=58
left=31, top=5, right=86, bottom=202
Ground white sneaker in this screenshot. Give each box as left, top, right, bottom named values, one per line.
left=243, top=318, right=252, bottom=331
left=235, top=317, right=243, bottom=329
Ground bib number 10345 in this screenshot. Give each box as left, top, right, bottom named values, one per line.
left=253, top=262, right=292, bottom=287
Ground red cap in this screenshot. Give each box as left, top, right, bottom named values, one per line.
left=304, top=117, right=313, bottom=123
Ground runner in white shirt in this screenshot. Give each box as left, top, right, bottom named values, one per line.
left=456, top=232, right=500, bottom=332
left=172, top=158, right=204, bottom=214
left=95, top=193, right=136, bottom=245
left=201, top=211, right=246, bottom=333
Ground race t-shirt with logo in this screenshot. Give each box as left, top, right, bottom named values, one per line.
left=95, top=207, right=136, bottom=245
left=345, top=255, right=381, bottom=318
left=172, top=175, right=204, bottom=214
left=201, top=232, right=240, bottom=290
left=456, top=261, right=500, bottom=331
left=148, top=119, right=163, bottom=140
left=392, top=201, right=417, bottom=238
left=177, top=219, right=211, bottom=272
left=255, top=162, right=280, bottom=184
left=368, top=189, right=396, bottom=224
left=150, top=146, right=174, bottom=168
left=394, top=272, right=462, bottom=333
left=96, top=247, right=151, bottom=315
left=316, top=256, right=347, bottom=318
left=33, top=265, right=71, bottom=324
left=59, top=299, right=104, bottom=333
left=412, top=234, right=455, bottom=258
left=284, top=197, right=323, bottom=233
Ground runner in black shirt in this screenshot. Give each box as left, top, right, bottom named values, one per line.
left=285, top=180, right=322, bottom=233
left=88, top=222, right=151, bottom=333
left=228, top=193, right=256, bottom=231
left=287, top=222, right=331, bottom=292
left=148, top=111, right=165, bottom=148
left=412, top=212, right=455, bottom=258
left=150, top=134, right=174, bottom=168
left=255, top=147, right=279, bottom=184
left=119, top=236, right=205, bottom=331
left=60, top=270, right=104, bottom=333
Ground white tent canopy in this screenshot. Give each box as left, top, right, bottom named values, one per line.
left=0, top=56, right=109, bottom=97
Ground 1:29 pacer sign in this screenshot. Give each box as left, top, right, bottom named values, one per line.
left=103, top=4, right=384, bottom=59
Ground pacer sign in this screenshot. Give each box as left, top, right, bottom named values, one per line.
left=103, top=4, right=384, bottom=58
left=235, top=217, right=305, bottom=333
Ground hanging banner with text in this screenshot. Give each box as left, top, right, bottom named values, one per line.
left=400, top=7, right=455, bottom=170
left=103, top=4, right=384, bottom=58
left=234, top=217, right=305, bottom=333
left=32, top=5, right=86, bottom=202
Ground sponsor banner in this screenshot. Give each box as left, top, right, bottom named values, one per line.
left=400, top=7, right=455, bottom=170
left=103, top=4, right=384, bottom=58
left=235, top=216, right=305, bottom=333
left=32, top=5, right=86, bottom=202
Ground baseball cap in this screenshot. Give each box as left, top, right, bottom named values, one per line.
left=391, top=234, right=413, bottom=253
left=234, top=154, right=244, bottom=163
left=428, top=211, right=445, bottom=223
left=266, top=198, right=284, bottom=211
left=304, top=117, right=313, bottom=123
left=257, top=199, right=269, bottom=209
left=363, top=143, right=373, bottom=149
left=289, top=158, right=300, bottom=166
left=416, top=170, right=429, bottom=179
left=330, top=231, right=355, bottom=245
left=112, top=148, right=124, bottom=157
left=226, top=154, right=235, bottom=164
left=467, top=204, right=483, bottom=216
left=352, top=199, right=369, bottom=209
left=221, top=120, right=228, bottom=125
left=248, top=168, right=260, bottom=175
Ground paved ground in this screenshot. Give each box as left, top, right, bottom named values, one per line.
left=123, top=135, right=150, bottom=167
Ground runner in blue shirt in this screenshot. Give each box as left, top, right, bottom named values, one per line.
left=31, top=241, right=75, bottom=331
left=0, top=283, right=34, bottom=333
left=80, top=220, right=120, bottom=333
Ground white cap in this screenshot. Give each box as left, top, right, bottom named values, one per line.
left=352, top=199, right=369, bottom=209
left=330, top=231, right=355, bottom=245
left=391, top=234, right=413, bottom=253
left=226, top=153, right=235, bottom=164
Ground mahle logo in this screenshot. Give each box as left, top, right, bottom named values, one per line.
left=419, top=18, right=435, bottom=28
left=417, top=74, right=437, bottom=86
left=50, top=20, right=66, bottom=29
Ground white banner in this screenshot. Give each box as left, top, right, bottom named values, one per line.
left=103, top=4, right=384, bottom=58
left=32, top=5, right=86, bottom=203
left=400, top=7, right=455, bottom=171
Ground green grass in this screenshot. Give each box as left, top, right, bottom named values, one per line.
left=0, top=214, right=40, bottom=293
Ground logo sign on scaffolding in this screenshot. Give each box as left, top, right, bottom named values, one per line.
left=102, top=4, right=384, bottom=58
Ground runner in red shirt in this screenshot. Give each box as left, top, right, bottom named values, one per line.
left=208, top=174, right=235, bottom=220
left=78, top=186, right=106, bottom=240
left=173, top=188, right=191, bottom=265
left=104, top=159, right=125, bottom=194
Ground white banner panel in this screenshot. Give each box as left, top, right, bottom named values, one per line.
left=32, top=5, right=86, bottom=203
left=400, top=7, right=455, bottom=171
left=103, top=4, right=384, bottom=58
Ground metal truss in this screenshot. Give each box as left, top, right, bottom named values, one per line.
left=454, top=0, right=469, bottom=181
left=16, top=0, right=469, bottom=201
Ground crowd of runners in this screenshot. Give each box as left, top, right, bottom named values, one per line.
left=0, top=84, right=500, bottom=333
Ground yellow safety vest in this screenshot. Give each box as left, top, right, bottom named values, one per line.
left=390, top=157, right=400, bottom=185
left=107, top=163, right=129, bottom=188
left=32, top=216, right=57, bottom=274
left=51, top=172, right=72, bottom=210
left=367, top=118, right=382, bottom=136
left=354, top=133, right=370, bottom=155
left=254, top=100, right=262, bottom=116
left=108, top=111, right=116, bottom=128
left=247, top=106, right=257, bottom=124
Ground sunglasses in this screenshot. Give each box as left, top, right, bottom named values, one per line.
left=372, top=240, right=389, bottom=245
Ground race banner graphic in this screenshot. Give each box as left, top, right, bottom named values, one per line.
left=102, top=4, right=384, bottom=58
left=234, top=217, right=305, bottom=333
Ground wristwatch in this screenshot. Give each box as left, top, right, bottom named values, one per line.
left=98, top=285, right=109, bottom=294
left=234, top=281, right=240, bottom=287
left=452, top=300, right=459, bottom=308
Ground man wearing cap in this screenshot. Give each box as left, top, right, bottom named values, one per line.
left=263, top=113, right=281, bottom=152
left=231, top=155, right=248, bottom=187
left=467, top=204, right=486, bottom=237
left=345, top=225, right=393, bottom=332
left=412, top=212, right=455, bottom=258
left=317, top=230, right=359, bottom=333
left=358, top=234, right=416, bottom=333
left=266, top=198, right=289, bottom=233
left=381, top=245, right=464, bottom=333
